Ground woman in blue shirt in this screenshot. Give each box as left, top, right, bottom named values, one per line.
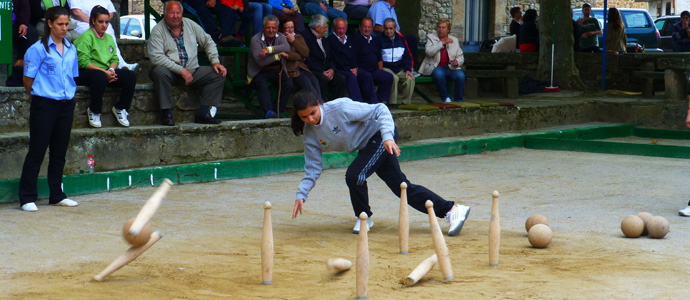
left=18, top=6, right=80, bottom=212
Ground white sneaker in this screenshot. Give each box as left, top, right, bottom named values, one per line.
left=679, top=205, right=690, bottom=217
left=87, top=108, right=102, bottom=128
left=52, top=198, right=78, bottom=207
left=352, top=217, right=374, bottom=234
left=21, top=202, right=38, bottom=212
left=412, top=71, right=421, bottom=78
left=112, top=107, right=130, bottom=127
left=124, top=63, right=139, bottom=72
left=445, top=204, right=471, bottom=236
left=443, top=98, right=452, bottom=103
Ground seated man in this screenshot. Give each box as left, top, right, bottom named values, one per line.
left=351, top=17, right=393, bottom=104
left=30, top=0, right=79, bottom=42
left=148, top=0, right=227, bottom=126
left=301, top=14, right=346, bottom=101
left=298, top=0, right=346, bottom=19
left=380, top=18, right=414, bottom=104
left=268, top=0, right=305, bottom=33
left=343, top=0, right=370, bottom=20
left=368, top=0, right=418, bottom=75
left=248, top=15, right=295, bottom=118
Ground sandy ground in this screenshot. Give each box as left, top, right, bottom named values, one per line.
left=2, top=147, right=690, bottom=299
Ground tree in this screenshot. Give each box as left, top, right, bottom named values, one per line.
left=537, top=0, right=585, bottom=89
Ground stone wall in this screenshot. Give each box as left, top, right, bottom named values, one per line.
left=418, top=0, right=456, bottom=42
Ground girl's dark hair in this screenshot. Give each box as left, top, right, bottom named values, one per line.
left=291, top=90, right=322, bottom=136
left=608, top=8, right=622, bottom=30
left=89, top=5, right=111, bottom=28
left=523, top=9, right=537, bottom=23
left=681, top=11, right=690, bottom=19
left=42, top=6, right=70, bottom=53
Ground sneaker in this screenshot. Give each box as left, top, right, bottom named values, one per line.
left=679, top=205, right=690, bottom=217
left=445, top=204, right=471, bottom=236
left=123, top=63, right=139, bottom=72
left=21, top=202, right=38, bottom=212
left=412, top=71, right=421, bottom=78
left=265, top=110, right=277, bottom=119
left=52, top=198, right=78, bottom=207
left=87, top=108, right=102, bottom=128
left=112, top=107, right=130, bottom=127
left=210, top=106, right=217, bottom=118
left=443, top=98, right=451, bottom=103
left=352, top=217, right=374, bottom=234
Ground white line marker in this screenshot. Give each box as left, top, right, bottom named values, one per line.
left=215, top=168, right=218, bottom=180
left=150, top=174, right=154, bottom=186
left=107, top=177, right=110, bottom=191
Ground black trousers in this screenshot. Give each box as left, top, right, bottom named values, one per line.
left=18, top=96, right=75, bottom=205
left=75, top=68, right=136, bottom=114
left=313, top=71, right=347, bottom=101
left=344, top=128, right=455, bottom=218
left=249, top=69, right=294, bottom=114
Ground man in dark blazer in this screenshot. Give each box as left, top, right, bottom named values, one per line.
left=301, top=14, right=346, bottom=101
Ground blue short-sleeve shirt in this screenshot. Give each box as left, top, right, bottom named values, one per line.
left=367, top=1, right=399, bottom=30
left=24, top=36, right=79, bottom=100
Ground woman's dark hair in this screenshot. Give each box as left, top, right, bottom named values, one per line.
left=291, top=90, right=323, bottom=136
left=42, top=6, right=70, bottom=53
left=608, top=8, right=622, bottom=30
left=278, top=15, right=293, bottom=32
left=523, top=9, right=537, bottom=23
left=681, top=11, right=690, bottom=19
left=89, top=5, right=111, bottom=28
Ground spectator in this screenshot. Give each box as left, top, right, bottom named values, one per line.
left=298, top=0, right=347, bottom=19
left=279, top=15, right=321, bottom=100
left=672, top=10, right=690, bottom=52
left=351, top=17, right=393, bottom=104
left=577, top=3, right=602, bottom=53
left=247, top=1, right=274, bottom=37
left=68, top=0, right=138, bottom=70
left=606, top=7, right=626, bottom=54
left=329, top=18, right=375, bottom=103
left=509, top=6, right=521, bottom=49
left=19, top=7, right=80, bottom=212
left=30, top=0, right=80, bottom=42
left=7, top=0, right=39, bottom=86
left=571, top=9, right=581, bottom=52
left=215, top=0, right=252, bottom=46
left=74, top=5, right=136, bottom=128
left=343, top=0, right=370, bottom=20
left=301, top=13, right=346, bottom=101
left=380, top=18, right=414, bottom=104
left=148, top=0, right=227, bottom=126
left=248, top=15, right=295, bottom=118
left=269, top=0, right=305, bottom=33
left=367, top=0, right=418, bottom=75
left=419, top=18, right=465, bottom=103
left=518, top=9, right=538, bottom=52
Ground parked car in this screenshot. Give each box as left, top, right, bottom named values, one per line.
left=573, top=8, right=662, bottom=52
left=120, top=14, right=157, bottom=40
left=654, top=15, right=679, bottom=52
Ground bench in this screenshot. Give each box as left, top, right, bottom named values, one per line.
left=413, top=68, right=528, bottom=103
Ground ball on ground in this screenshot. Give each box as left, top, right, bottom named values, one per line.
left=620, top=215, right=644, bottom=238
left=525, top=214, right=549, bottom=232
left=122, top=218, right=153, bottom=247
left=637, top=212, right=653, bottom=235
left=647, top=216, right=670, bottom=239
left=528, top=224, right=552, bottom=248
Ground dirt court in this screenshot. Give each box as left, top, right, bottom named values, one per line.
left=2, top=147, right=690, bottom=299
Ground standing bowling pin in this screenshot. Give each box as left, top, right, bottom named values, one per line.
left=356, top=212, right=369, bottom=299
left=262, top=201, right=274, bottom=284
left=489, top=191, right=500, bottom=267
left=399, top=182, right=409, bottom=254
left=425, top=200, right=453, bottom=280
